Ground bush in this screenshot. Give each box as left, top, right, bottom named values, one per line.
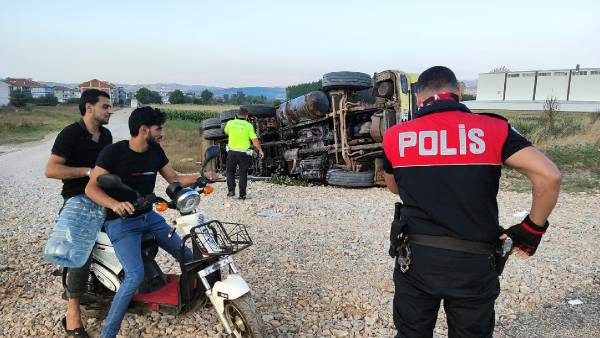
left=34, top=94, right=59, bottom=106
left=9, top=89, right=31, bottom=107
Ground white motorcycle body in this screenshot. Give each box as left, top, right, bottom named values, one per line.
left=89, top=210, right=252, bottom=333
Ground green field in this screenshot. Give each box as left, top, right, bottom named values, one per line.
left=0, top=105, right=81, bottom=144
left=1, top=104, right=598, bottom=192
left=485, top=110, right=600, bottom=192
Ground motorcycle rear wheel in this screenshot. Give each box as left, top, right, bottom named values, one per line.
left=224, top=293, right=266, bottom=337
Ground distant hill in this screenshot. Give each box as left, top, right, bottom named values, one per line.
left=115, top=83, right=286, bottom=100
left=37, top=81, right=286, bottom=100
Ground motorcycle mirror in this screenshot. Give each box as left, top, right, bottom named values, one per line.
left=97, top=174, right=138, bottom=195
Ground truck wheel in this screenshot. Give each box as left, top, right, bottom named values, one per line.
left=326, top=169, right=374, bottom=188
left=202, top=128, right=226, bottom=141
left=220, top=109, right=238, bottom=123
left=224, top=293, right=267, bottom=337
left=241, top=104, right=276, bottom=118
left=322, top=71, right=372, bottom=92
left=202, top=117, right=222, bottom=130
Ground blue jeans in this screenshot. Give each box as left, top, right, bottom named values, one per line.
left=100, top=211, right=192, bottom=338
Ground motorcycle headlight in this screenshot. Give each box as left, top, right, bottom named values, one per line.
left=175, top=189, right=200, bottom=214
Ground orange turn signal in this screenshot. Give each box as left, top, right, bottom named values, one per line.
left=202, top=185, right=214, bottom=195
left=155, top=201, right=169, bottom=212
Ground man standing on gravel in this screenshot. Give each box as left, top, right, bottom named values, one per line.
left=223, top=107, right=264, bottom=199
left=382, top=66, right=561, bottom=337
left=45, top=89, right=113, bottom=337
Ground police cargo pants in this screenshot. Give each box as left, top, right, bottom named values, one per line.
left=393, top=244, right=500, bottom=338
left=226, top=150, right=252, bottom=197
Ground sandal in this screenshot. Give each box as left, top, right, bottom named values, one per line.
left=61, top=316, right=90, bottom=338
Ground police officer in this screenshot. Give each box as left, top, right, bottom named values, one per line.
left=382, top=66, right=561, bottom=337
left=223, top=107, right=264, bottom=199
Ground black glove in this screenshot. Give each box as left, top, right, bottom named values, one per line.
left=503, top=215, right=549, bottom=256
left=196, top=176, right=209, bottom=188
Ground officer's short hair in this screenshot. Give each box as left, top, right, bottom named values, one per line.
left=129, top=106, right=166, bottom=136
left=79, top=89, right=110, bottom=116
left=415, top=66, right=459, bottom=93
left=238, top=107, right=249, bottom=117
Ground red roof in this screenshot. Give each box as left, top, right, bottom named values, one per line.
left=79, top=79, right=113, bottom=89
left=5, top=78, right=43, bottom=88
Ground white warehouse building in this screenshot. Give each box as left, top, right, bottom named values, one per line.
left=468, top=68, right=600, bottom=112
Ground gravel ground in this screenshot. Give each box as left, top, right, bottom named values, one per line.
left=0, top=110, right=598, bottom=337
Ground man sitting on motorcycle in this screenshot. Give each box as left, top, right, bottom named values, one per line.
left=85, top=106, right=205, bottom=338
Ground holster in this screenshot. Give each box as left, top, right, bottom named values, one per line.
left=494, top=253, right=509, bottom=275
left=494, top=236, right=513, bottom=276
left=389, top=202, right=406, bottom=258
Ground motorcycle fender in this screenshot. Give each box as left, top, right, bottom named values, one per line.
left=210, top=274, right=250, bottom=314
left=90, top=262, right=121, bottom=292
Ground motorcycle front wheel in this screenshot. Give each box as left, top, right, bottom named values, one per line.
left=224, top=293, right=266, bottom=338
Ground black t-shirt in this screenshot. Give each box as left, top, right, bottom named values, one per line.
left=96, top=140, right=169, bottom=220
left=382, top=100, right=531, bottom=243
left=51, top=120, right=112, bottom=199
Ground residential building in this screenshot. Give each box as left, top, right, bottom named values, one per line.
left=78, top=79, right=114, bottom=99
left=0, top=81, right=9, bottom=106
left=53, top=86, right=79, bottom=103
left=112, top=86, right=127, bottom=105
left=4, top=78, right=47, bottom=96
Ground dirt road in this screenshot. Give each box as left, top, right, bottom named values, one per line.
left=0, top=108, right=598, bottom=337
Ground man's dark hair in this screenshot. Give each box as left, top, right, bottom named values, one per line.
left=238, top=107, right=249, bottom=117
left=128, top=106, right=167, bottom=136
left=415, top=66, right=459, bottom=93
left=79, top=89, right=110, bottom=115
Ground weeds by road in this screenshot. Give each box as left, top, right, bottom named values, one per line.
left=0, top=105, right=79, bottom=144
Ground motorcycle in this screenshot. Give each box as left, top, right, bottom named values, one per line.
left=55, top=145, right=266, bottom=337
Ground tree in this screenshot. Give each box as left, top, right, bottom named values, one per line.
left=135, top=87, right=162, bottom=104
left=223, top=94, right=229, bottom=103
left=490, top=66, right=510, bottom=73
left=35, top=94, right=59, bottom=106
left=169, top=90, right=185, bottom=104
left=286, top=80, right=322, bottom=99
left=200, top=89, right=214, bottom=104
left=9, top=89, right=31, bottom=107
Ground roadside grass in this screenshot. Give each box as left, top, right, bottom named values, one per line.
left=480, top=110, right=600, bottom=193
left=0, top=105, right=80, bottom=144
left=159, top=104, right=236, bottom=173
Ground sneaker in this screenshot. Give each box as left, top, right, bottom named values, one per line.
left=227, top=191, right=235, bottom=197
left=238, top=195, right=246, bottom=200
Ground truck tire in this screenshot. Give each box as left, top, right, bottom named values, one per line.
left=202, top=117, right=222, bottom=130
left=241, top=104, right=276, bottom=118
left=202, top=128, right=226, bottom=141
left=220, top=109, right=238, bottom=123
left=326, top=169, right=374, bottom=188
left=322, top=71, right=373, bottom=92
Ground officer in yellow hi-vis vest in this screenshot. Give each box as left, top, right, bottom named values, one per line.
left=223, top=107, right=264, bottom=199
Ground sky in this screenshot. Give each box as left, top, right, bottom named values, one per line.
left=1, top=0, right=598, bottom=87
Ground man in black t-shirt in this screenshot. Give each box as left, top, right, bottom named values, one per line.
left=85, top=107, right=202, bottom=338
left=45, top=89, right=113, bottom=337
left=382, top=66, right=561, bottom=337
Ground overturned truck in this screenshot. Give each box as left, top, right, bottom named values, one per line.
left=200, top=70, right=418, bottom=187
